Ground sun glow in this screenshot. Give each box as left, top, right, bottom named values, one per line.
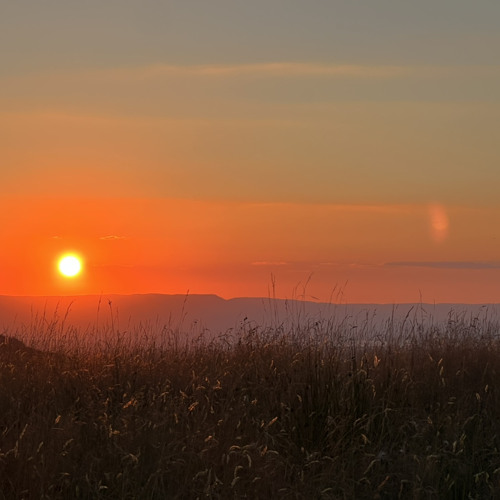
left=58, top=254, right=83, bottom=278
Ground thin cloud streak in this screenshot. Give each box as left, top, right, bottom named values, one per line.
left=251, top=261, right=288, bottom=266
left=141, top=63, right=414, bottom=78
left=8, top=63, right=499, bottom=85
left=385, top=261, right=500, bottom=270
left=99, top=235, right=126, bottom=241
left=84, top=63, right=500, bottom=81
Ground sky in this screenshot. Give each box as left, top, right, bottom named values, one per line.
left=1, top=1, right=500, bottom=303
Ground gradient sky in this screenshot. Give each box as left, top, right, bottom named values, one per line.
left=2, top=1, right=500, bottom=302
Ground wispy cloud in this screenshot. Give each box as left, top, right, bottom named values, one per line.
left=99, top=235, right=126, bottom=241
left=139, top=63, right=414, bottom=79
left=5, top=60, right=500, bottom=86
left=20, top=62, right=482, bottom=85
left=251, top=261, right=288, bottom=266
left=65, top=62, right=500, bottom=83
left=385, top=261, right=500, bottom=270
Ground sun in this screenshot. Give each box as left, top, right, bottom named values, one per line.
left=58, top=254, right=83, bottom=278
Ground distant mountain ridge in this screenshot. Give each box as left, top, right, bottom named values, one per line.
left=1, top=294, right=499, bottom=342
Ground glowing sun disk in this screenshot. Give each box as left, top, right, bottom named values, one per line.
left=58, top=255, right=82, bottom=277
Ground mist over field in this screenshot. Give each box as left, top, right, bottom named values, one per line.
left=1, top=294, right=498, bottom=348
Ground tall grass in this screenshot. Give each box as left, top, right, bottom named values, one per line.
left=1, top=309, right=500, bottom=499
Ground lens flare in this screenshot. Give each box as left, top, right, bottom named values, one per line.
left=428, top=204, right=449, bottom=243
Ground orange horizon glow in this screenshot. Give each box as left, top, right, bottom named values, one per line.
left=1, top=197, right=499, bottom=304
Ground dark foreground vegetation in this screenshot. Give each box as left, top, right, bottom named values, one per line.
left=1, top=310, right=500, bottom=499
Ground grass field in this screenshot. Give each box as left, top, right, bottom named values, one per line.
left=1, top=308, right=500, bottom=499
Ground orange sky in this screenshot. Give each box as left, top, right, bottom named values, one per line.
left=2, top=197, right=500, bottom=303
left=2, top=3, right=500, bottom=303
